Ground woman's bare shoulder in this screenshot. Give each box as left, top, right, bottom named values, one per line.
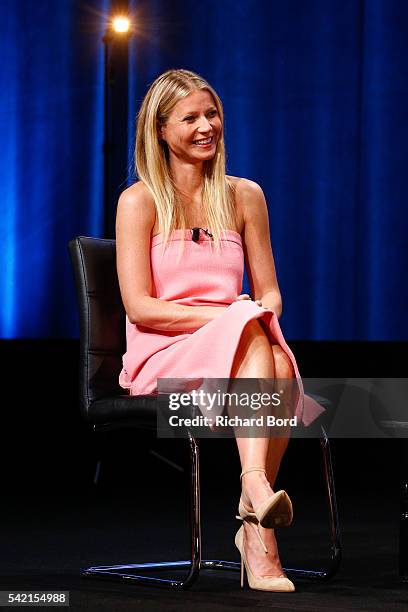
left=118, top=181, right=155, bottom=207
left=226, top=176, right=265, bottom=224
left=117, top=181, right=156, bottom=224
left=227, top=175, right=264, bottom=198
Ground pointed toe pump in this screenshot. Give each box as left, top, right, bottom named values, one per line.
left=238, top=467, right=293, bottom=529
left=235, top=524, right=295, bottom=592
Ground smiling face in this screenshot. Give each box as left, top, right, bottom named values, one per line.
left=159, top=89, right=222, bottom=165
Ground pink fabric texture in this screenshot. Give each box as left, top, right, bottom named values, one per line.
left=119, top=229, right=324, bottom=426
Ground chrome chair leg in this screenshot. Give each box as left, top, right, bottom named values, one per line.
left=93, top=460, right=102, bottom=486
left=400, top=437, right=408, bottom=581
left=81, top=432, right=239, bottom=589
left=284, top=427, right=342, bottom=580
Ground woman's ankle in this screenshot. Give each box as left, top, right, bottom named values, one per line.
left=241, top=470, right=274, bottom=510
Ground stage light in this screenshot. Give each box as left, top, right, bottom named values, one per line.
left=112, top=17, right=130, bottom=34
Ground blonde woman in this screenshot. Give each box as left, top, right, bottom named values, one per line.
left=116, top=69, right=322, bottom=592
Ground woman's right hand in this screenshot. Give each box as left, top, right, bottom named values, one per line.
left=235, top=293, right=263, bottom=307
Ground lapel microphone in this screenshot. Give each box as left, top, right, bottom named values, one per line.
left=191, top=227, right=213, bottom=242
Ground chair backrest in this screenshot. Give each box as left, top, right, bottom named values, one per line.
left=68, top=236, right=126, bottom=418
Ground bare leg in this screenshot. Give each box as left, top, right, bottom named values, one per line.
left=230, top=320, right=274, bottom=509
left=260, top=345, right=295, bottom=579
left=229, top=319, right=294, bottom=578
left=266, top=346, right=294, bottom=488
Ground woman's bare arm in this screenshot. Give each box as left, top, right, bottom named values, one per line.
left=115, top=183, right=227, bottom=331
left=237, top=178, right=283, bottom=318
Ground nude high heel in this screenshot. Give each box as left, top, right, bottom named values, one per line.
left=234, top=523, right=295, bottom=592
left=238, top=467, right=293, bottom=528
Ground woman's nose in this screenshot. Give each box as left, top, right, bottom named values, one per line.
left=196, top=116, right=212, bottom=133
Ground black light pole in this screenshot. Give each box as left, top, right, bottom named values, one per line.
left=102, top=27, right=113, bottom=239
left=102, top=16, right=131, bottom=238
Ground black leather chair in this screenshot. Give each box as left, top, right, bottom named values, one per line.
left=68, top=235, right=342, bottom=589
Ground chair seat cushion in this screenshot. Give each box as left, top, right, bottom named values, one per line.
left=87, top=394, right=159, bottom=429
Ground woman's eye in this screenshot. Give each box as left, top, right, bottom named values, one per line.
left=184, top=116, right=195, bottom=122
left=207, top=110, right=217, bottom=117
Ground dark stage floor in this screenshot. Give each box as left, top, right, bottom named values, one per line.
left=0, top=339, right=407, bottom=610
left=0, top=477, right=406, bottom=611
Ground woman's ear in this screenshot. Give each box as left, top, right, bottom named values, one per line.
left=157, top=122, right=165, bottom=141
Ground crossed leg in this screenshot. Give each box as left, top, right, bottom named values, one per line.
left=229, top=318, right=294, bottom=578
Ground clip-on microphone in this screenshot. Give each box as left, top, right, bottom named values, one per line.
left=191, top=227, right=213, bottom=242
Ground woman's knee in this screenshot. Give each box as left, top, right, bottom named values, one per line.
left=240, top=318, right=267, bottom=344
left=271, top=345, right=294, bottom=377
left=235, top=319, right=272, bottom=359
left=231, top=319, right=274, bottom=377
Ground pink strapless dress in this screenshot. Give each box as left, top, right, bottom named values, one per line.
left=119, top=229, right=323, bottom=426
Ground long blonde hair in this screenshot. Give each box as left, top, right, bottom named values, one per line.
left=135, top=69, right=236, bottom=254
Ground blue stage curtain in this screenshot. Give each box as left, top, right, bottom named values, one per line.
left=1, top=0, right=407, bottom=340
left=0, top=0, right=108, bottom=337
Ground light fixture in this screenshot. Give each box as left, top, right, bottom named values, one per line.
left=112, top=16, right=130, bottom=34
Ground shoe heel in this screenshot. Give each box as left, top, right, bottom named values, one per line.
left=240, top=556, right=244, bottom=588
